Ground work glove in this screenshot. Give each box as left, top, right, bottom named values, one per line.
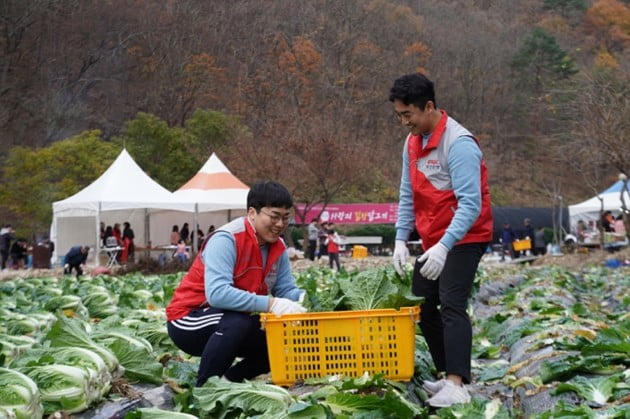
left=270, top=297, right=307, bottom=316
left=417, top=242, right=449, bottom=281
left=392, top=240, right=410, bottom=276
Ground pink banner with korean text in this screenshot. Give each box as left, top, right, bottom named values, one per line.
left=294, top=203, right=399, bottom=225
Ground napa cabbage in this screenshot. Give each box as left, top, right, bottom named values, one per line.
left=20, top=364, right=91, bottom=414
left=0, top=367, right=43, bottom=419
left=193, top=376, right=293, bottom=418
left=45, top=315, right=122, bottom=378
left=553, top=374, right=623, bottom=406
left=92, top=329, right=163, bottom=384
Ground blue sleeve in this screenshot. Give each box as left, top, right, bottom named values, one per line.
left=66, top=246, right=79, bottom=258
left=203, top=231, right=270, bottom=313
left=270, top=251, right=303, bottom=301
left=396, top=138, right=415, bottom=241
left=440, top=137, right=483, bottom=250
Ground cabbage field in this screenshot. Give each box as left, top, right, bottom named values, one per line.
left=0, top=263, right=628, bottom=418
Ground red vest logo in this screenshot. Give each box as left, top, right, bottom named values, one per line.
left=425, top=159, right=441, bottom=171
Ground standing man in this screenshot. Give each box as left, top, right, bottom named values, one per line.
left=0, top=225, right=15, bottom=270
left=307, top=218, right=319, bottom=261
left=500, top=222, right=517, bottom=261
left=166, top=181, right=306, bottom=387
left=390, top=73, right=493, bottom=407
left=63, top=245, right=90, bottom=276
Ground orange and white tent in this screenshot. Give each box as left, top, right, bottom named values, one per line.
left=173, top=153, right=249, bottom=211
left=149, top=153, right=249, bottom=247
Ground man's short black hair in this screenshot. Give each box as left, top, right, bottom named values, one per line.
left=389, top=73, right=436, bottom=110
left=247, top=181, right=293, bottom=211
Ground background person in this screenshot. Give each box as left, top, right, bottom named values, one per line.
left=166, top=181, right=306, bottom=387
left=523, top=218, right=534, bottom=240
left=601, top=211, right=614, bottom=232
left=173, top=239, right=189, bottom=262
left=112, top=223, right=123, bottom=246
left=170, top=225, right=180, bottom=245
left=533, top=226, right=546, bottom=255
left=389, top=73, right=493, bottom=407
left=63, top=245, right=90, bottom=276
left=121, top=221, right=135, bottom=263
left=0, top=225, right=15, bottom=270
left=500, top=222, right=517, bottom=261
left=325, top=222, right=342, bottom=270
left=613, top=213, right=626, bottom=238
left=10, top=238, right=28, bottom=269
left=317, top=221, right=329, bottom=260
left=307, top=218, right=319, bottom=261
left=180, top=222, right=190, bottom=244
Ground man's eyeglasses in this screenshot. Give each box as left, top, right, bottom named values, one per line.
left=260, top=209, right=291, bottom=225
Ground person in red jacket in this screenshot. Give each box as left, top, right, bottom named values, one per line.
left=166, top=181, right=306, bottom=386
left=325, top=222, right=342, bottom=270
left=390, top=73, right=493, bottom=407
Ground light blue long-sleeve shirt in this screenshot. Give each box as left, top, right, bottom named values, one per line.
left=396, top=135, right=483, bottom=250
left=202, top=231, right=303, bottom=312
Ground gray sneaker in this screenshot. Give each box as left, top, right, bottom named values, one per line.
left=426, top=380, right=471, bottom=407
left=422, top=378, right=446, bottom=395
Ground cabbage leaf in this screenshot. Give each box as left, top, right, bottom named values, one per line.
left=193, top=376, right=292, bottom=419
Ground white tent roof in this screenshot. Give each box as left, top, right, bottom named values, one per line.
left=568, top=180, right=630, bottom=229
left=172, top=153, right=249, bottom=212
left=53, top=148, right=190, bottom=215
left=51, top=149, right=192, bottom=264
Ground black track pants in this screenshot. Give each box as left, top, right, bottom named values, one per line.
left=412, top=242, right=486, bottom=384
left=167, top=307, right=270, bottom=386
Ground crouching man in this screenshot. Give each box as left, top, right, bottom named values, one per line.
left=63, top=245, right=90, bottom=277
left=166, top=181, right=306, bottom=386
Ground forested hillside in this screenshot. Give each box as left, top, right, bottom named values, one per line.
left=1, top=0, right=628, bottom=233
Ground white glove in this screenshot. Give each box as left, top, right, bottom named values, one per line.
left=270, top=297, right=307, bottom=316
left=392, top=240, right=410, bottom=276
left=417, top=242, right=449, bottom=280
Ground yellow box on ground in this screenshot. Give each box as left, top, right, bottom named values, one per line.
left=352, top=245, right=368, bottom=258
left=260, top=306, right=420, bottom=386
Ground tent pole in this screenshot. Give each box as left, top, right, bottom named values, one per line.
left=95, top=202, right=101, bottom=267
left=193, top=203, right=198, bottom=256
left=145, top=208, right=150, bottom=259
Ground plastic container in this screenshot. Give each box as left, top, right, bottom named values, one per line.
left=605, top=258, right=621, bottom=268
left=513, top=239, right=532, bottom=251
left=352, top=245, right=368, bottom=259
left=260, top=306, right=420, bottom=385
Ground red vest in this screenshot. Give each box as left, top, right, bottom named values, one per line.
left=166, top=217, right=287, bottom=321
left=327, top=234, right=339, bottom=253
left=408, top=111, right=493, bottom=250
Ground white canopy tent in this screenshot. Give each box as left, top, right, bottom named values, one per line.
left=149, top=153, right=249, bottom=249
left=568, top=180, right=630, bottom=231
left=51, top=149, right=192, bottom=264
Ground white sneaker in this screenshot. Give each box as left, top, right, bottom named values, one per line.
left=426, top=380, right=471, bottom=407
left=422, top=378, right=446, bottom=395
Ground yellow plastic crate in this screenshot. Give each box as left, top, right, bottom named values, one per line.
left=513, top=239, right=531, bottom=251
left=260, top=306, right=420, bottom=386
left=352, top=245, right=368, bottom=259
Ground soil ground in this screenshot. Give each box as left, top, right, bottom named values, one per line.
left=1, top=246, right=628, bottom=282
